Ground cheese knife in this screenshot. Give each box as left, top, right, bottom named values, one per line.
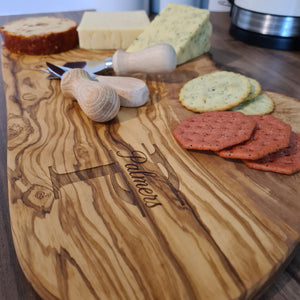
left=47, top=43, right=177, bottom=78
left=46, top=62, right=149, bottom=108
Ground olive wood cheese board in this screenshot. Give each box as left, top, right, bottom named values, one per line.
left=2, top=47, right=300, bottom=300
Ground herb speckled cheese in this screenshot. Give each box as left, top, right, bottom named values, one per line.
left=127, top=3, right=212, bottom=65
left=77, top=11, right=150, bottom=50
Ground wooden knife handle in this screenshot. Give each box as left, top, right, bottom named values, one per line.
left=95, top=75, right=149, bottom=107
left=60, top=69, right=120, bottom=122
left=112, top=43, right=177, bottom=75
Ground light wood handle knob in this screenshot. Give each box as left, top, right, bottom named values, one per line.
left=95, top=75, right=149, bottom=107
left=112, top=43, right=177, bottom=75
left=61, top=69, right=120, bottom=123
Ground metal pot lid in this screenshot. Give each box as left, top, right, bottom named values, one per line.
left=235, top=0, right=300, bottom=17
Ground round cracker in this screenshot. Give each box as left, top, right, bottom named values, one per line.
left=216, top=115, right=291, bottom=160
left=231, top=92, right=274, bottom=115
left=173, top=111, right=257, bottom=152
left=179, top=71, right=251, bottom=112
left=243, top=132, right=300, bottom=175
left=246, top=78, right=262, bottom=100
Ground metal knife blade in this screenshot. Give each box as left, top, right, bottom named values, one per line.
left=44, top=60, right=113, bottom=79
left=46, top=62, right=67, bottom=79
left=64, top=58, right=113, bottom=75
left=46, top=62, right=97, bottom=80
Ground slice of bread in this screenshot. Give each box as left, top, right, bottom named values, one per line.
left=0, top=16, right=78, bottom=55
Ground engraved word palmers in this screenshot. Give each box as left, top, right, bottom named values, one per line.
left=49, top=144, right=187, bottom=217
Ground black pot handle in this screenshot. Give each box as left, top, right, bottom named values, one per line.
left=228, top=0, right=234, bottom=16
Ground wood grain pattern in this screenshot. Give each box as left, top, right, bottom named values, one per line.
left=2, top=46, right=300, bottom=300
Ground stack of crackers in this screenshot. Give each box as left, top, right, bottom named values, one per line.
left=173, top=111, right=300, bottom=175
left=179, top=71, right=274, bottom=115
left=174, top=70, right=299, bottom=175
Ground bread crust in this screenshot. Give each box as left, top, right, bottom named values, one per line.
left=0, top=17, right=78, bottom=55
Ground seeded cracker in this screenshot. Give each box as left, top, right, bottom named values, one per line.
left=245, top=78, right=262, bottom=100
left=231, top=92, right=274, bottom=115
left=179, top=71, right=251, bottom=112
left=173, top=111, right=257, bottom=151
left=243, top=132, right=300, bottom=175
left=216, top=115, right=291, bottom=160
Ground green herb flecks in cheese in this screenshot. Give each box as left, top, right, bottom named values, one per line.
left=127, top=3, right=212, bottom=65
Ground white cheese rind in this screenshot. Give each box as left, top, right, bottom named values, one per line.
left=77, top=11, right=150, bottom=50
left=127, top=3, right=212, bottom=65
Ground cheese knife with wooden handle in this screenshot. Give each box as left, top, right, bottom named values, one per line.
left=46, top=62, right=149, bottom=108
left=56, top=43, right=177, bottom=76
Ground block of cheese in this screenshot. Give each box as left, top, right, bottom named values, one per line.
left=127, top=3, right=212, bottom=65
left=77, top=11, right=150, bottom=50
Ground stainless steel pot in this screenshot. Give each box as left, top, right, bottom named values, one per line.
left=229, top=0, right=300, bottom=50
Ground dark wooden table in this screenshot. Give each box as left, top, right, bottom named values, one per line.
left=0, top=10, right=299, bottom=300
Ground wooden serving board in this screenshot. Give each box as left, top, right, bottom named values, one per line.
left=2, top=47, right=300, bottom=300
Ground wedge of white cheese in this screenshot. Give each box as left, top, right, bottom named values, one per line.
left=127, top=3, right=212, bottom=65
left=77, top=11, right=150, bottom=50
